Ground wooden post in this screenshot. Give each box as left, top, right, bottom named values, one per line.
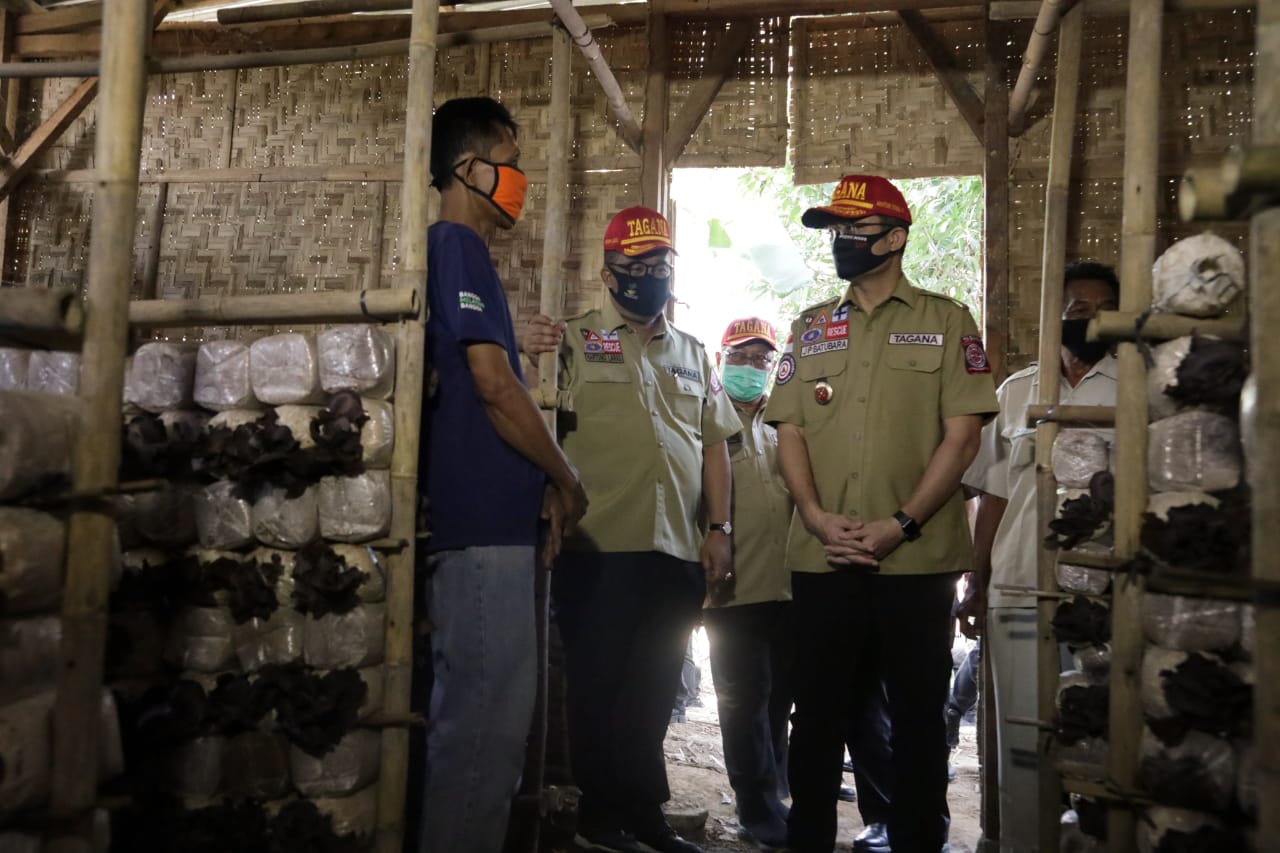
left=1007, top=0, right=1074, bottom=135
left=983, top=7, right=1009, bottom=379
left=1108, top=0, right=1162, bottom=848
left=1249, top=0, right=1279, bottom=841
left=0, top=10, right=20, bottom=281
left=640, top=8, right=668, bottom=212
left=376, top=0, right=436, bottom=850
left=367, top=179, right=387, bottom=290
left=49, top=0, right=148, bottom=823
left=1032, top=7, right=1080, bottom=852
left=139, top=180, right=168, bottom=301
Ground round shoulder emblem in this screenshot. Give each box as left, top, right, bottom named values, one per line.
left=776, top=354, right=796, bottom=385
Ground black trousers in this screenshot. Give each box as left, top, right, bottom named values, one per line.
left=705, top=601, right=792, bottom=834
left=552, top=551, right=705, bottom=834
left=787, top=570, right=958, bottom=853
left=847, top=669, right=893, bottom=827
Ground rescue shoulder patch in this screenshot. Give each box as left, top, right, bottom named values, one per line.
left=962, top=335, right=991, bottom=374
left=776, top=354, right=796, bottom=384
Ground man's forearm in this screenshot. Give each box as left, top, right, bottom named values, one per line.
left=776, top=424, right=824, bottom=524
left=701, top=440, right=732, bottom=523
left=971, top=493, right=1007, bottom=592
left=482, top=379, right=576, bottom=488
left=900, top=415, right=982, bottom=525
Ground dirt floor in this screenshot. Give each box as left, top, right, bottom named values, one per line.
left=660, top=631, right=984, bottom=853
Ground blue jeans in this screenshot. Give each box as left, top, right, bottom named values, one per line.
left=419, top=546, right=537, bottom=853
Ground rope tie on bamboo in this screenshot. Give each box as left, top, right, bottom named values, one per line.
left=1133, top=309, right=1157, bottom=368
left=359, top=289, right=371, bottom=318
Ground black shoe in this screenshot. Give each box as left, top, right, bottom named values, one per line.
left=837, top=785, right=857, bottom=802
left=842, top=758, right=855, bottom=773
left=737, top=824, right=787, bottom=851
left=575, top=829, right=647, bottom=852
left=944, top=706, right=962, bottom=750
left=632, top=825, right=704, bottom=853
left=852, top=822, right=891, bottom=853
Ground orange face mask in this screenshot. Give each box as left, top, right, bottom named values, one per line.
left=456, top=157, right=528, bottom=225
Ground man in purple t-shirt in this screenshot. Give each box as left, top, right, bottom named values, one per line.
left=417, top=96, right=587, bottom=853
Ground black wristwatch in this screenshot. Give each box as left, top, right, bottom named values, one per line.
left=893, top=511, right=922, bottom=542
left=710, top=522, right=733, bottom=536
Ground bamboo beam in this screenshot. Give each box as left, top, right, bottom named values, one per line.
left=0, top=77, right=97, bottom=201
left=0, top=287, right=84, bottom=344
left=35, top=164, right=405, bottom=183
left=128, top=289, right=418, bottom=327
left=989, top=0, right=1248, bottom=16
left=219, top=0, right=412, bottom=23
left=1008, top=0, right=1075, bottom=136
left=983, top=8, right=1010, bottom=380
left=1107, top=0, right=1163, bottom=847
left=663, top=20, right=752, bottom=163
left=139, top=181, right=168, bottom=302
left=547, top=0, right=642, bottom=153
left=1088, top=310, right=1246, bottom=343
left=1031, top=7, right=1081, bottom=851
left=367, top=180, right=387, bottom=290
left=898, top=9, right=985, bottom=142
left=0, top=0, right=42, bottom=15
left=17, top=3, right=103, bottom=34
left=375, top=0, right=435, bottom=848
left=0, top=11, right=20, bottom=281
left=1024, top=404, right=1116, bottom=427
left=640, top=7, right=668, bottom=210
left=49, top=0, right=147, bottom=822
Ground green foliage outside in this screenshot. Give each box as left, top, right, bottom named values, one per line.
left=729, top=166, right=984, bottom=326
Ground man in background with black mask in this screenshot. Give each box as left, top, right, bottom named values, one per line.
left=956, top=261, right=1119, bottom=853
left=766, top=175, right=997, bottom=853
left=552, top=206, right=741, bottom=853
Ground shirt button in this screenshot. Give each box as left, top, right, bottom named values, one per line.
left=909, top=359, right=917, bottom=366
left=851, top=472, right=860, bottom=479
left=657, top=441, right=664, bottom=448
left=857, top=396, right=866, bottom=403
left=652, top=409, right=658, bottom=416
left=862, top=360, right=870, bottom=367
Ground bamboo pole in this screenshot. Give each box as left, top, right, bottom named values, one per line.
left=375, top=0, right=435, bottom=849
left=0, top=287, right=83, bottom=336
left=1031, top=8, right=1081, bottom=851
left=0, top=11, right=20, bottom=280
left=640, top=7, right=668, bottom=210
left=1088, top=309, right=1246, bottom=342
left=1249, top=0, right=1279, bottom=840
left=989, top=0, right=1246, bottom=16
left=367, top=180, right=387, bottom=290
left=984, top=6, right=1010, bottom=380
left=1108, top=0, right=1163, bottom=847
left=139, top=181, right=168, bottom=302
left=48, top=0, right=148, bottom=822
left=218, top=0, right=412, bottom=23
left=1024, top=404, right=1116, bottom=427
left=127, top=288, right=417, bottom=327
left=547, top=0, right=643, bottom=153
left=1008, top=0, right=1076, bottom=136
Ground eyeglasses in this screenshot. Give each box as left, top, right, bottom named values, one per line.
left=827, top=220, right=896, bottom=241
left=724, top=351, right=776, bottom=368
left=608, top=260, right=673, bottom=280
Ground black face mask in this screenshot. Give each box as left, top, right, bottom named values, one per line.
left=831, top=229, right=900, bottom=281
left=610, top=272, right=671, bottom=318
left=1061, top=318, right=1111, bottom=364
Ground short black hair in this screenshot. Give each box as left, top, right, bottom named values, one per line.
left=430, top=97, right=518, bottom=190
left=1064, top=261, right=1120, bottom=301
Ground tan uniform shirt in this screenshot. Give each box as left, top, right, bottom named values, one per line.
left=708, top=401, right=794, bottom=608
left=961, top=356, right=1117, bottom=607
left=764, top=275, right=999, bottom=576
left=558, top=300, right=742, bottom=563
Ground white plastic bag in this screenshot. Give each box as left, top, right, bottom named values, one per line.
left=1151, top=233, right=1245, bottom=318
left=250, top=333, right=322, bottom=405
left=124, top=342, right=196, bottom=413
left=194, top=340, right=259, bottom=411
left=317, top=325, right=395, bottom=399
left=317, top=472, right=391, bottom=543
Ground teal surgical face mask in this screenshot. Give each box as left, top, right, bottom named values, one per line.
left=722, top=364, right=770, bottom=402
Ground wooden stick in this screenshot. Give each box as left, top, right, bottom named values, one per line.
left=548, top=0, right=643, bottom=153
left=375, top=0, right=436, bottom=849
left=367, top=180, right=387, bottom=290
left=0, top=0, right=42, bottom=15
left=49, top=0, right=148, bottom=822
left=0, top=77, right=98, bottom=201
left=640, top=7, right=668, bottom=209
left=983, top=10, right=1010, bottom=380
left=1088, top=310, right=1246, bottom=342
left=139, top=180, right=168, bottom=302
left=219, top=0, right=413, bottom=24
left=128, top=289, right=418, bottom=326
left=17, top=3, right=103, bottom=35
left=989, top=0, right=1248, bottom=17
left=1007, top=0, right=1075, bottom=136
left=1024, top=404, right=1116, bottom=427
left=0, top=285, right=82, bottom=336
left=1107, top=0, right=1162, bottom=847
left=1031, top=7, right=1080, bottom=850
left=36, top=164, right=404, bottom=183
left=898, top=9, right=985, bottom=142
left=663, top=20, right=752, bottom=163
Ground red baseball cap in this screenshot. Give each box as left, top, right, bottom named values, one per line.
left=801, top=175, right=913, bottom=228
left=721, top=317, right=779, bottom=350
left=603, top=205, right=675, bottom=257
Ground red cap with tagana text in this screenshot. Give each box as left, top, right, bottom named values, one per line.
left=603, top=205, right=675, bottom=257
left=721, top=317, right=779, bottom=350
left=801, top=175, right=913, bottom=229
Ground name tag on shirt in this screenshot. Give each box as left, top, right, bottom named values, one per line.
left=888, top=333, right=943, bottom=346
left=666, top=365, right=702, bottom=382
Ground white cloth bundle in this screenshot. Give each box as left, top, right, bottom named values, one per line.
left=1152, top=233, right=1245, bottom=318
left=194, top=340, right=259, bottom=411
left=1056, top=562, right=1111, bottom=596
left=1146, top=490, right=1219, bottom=522
left=1142, top=592, right=1240, bottom=652
left=1139, top=729, right=1237, bottom=811
left=223, top=731, right=291, bottom=800
left=0, top=617, right=61, bottom=702
left=0, top=391, right=77, bottom=501
left=312, top=785, right=380, bottom=839
left=360, top=398, right=394, bottom=468
left=250, top=333, right=322, bottom=405
left=317, top=325, right=395, bottom=399
left=0, top=509, right=66, bottom=615
left=25, top=351, right=80, bottom=396
left=251, top=485, right=319, bottom=550
left=0, top=348, right=29, bottom=390
left=1148, top=412, right=1241, bottom=493
left=232, top=608, right=304, bottom=673
left=289, top=729, right=382, bottom=798
left=1148, top=337, right=1194, bottom=421
left=1052, top=430, right=1110, bottom=489
left=125, top=342, right=196, bottom=413
left=318, top=471, right=391, bottom=543
left=1072, top=644, right=1111, bottom=684
left=208, top=408, right=262, bottom=432
left=171, top=735, right=227, bottom=798
left=132, top=484, right=197, bottom=547
left=193, top=481, right=254, bottom=550
left=331, top=545, right=386, bottom=603
left=165, top=606, right=236, bottom=673
left=273, top=405, right=321, bottom=449
left=303, top=603, right=386, bottom=669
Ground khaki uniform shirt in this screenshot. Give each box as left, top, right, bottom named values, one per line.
left=558, top=300, right=742, bottom=563
left=708, top=401, right=793, bottom=608
left=961, top=356, right=1117, bottom=607
left=764, top=275, right=999, bottom=575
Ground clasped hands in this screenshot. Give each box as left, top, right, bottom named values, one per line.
left=806, top=510, right=906, bottom=568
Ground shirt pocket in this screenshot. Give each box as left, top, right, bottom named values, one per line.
left=658, top=370, right=705, bottom=433
left=575, top=364, right=634, bottom=424
left=884, top=345, right=944, bottom=374
left=796, top=354, right=848, bottom=424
